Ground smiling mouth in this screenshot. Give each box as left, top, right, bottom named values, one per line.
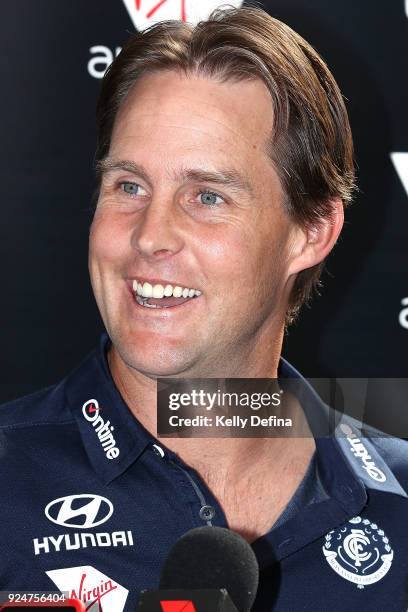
left=131, top=279, right=202, bottom=309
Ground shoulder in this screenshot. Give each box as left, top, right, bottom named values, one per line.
left=0, top=338, right=108, bottom=431
left=370, top=435, right=408, bottom=486
left=0, top=382, right=73, bottom=429
left=337, top=415, right=408, bottom=499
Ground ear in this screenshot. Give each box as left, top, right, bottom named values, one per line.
left=287, top=198, right=344, bottom=276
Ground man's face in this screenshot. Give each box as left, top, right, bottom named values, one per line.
left=89, top=70, right=303, bottom=377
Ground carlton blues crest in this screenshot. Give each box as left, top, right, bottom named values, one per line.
left=322, top=516, right=394, bottom=588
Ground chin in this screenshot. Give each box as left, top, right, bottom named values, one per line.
left=115, top=336, right=199, bottom=379
left=127, top=356, right=196, bottom=379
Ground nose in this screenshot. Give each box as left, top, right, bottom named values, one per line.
left=130, top=197, right=184, bottom=261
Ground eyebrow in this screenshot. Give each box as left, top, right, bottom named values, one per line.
left=97, top=158, right=254, bottom=197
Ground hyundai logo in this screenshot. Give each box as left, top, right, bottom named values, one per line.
left=45, top=494, right=114, bottom=529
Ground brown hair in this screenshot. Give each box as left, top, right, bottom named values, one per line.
left=95, top=6, right=356, bottom=324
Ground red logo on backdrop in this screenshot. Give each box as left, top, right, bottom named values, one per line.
left=135, top=0, right=186, bottom=20
left=87, top=1, right=245, bottom=79
left=122, top=0, right=244, bottom=31
left=160, top=602, right=196, bottom=612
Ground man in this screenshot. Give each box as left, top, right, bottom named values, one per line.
left=1, top=6, right=407, bottom=611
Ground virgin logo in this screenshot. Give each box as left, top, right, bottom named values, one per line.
left=122, top=0, right=244, bottom=31
left=73, top=573, right=116, bottom=611
left=46, top=566, right=129, bottom=612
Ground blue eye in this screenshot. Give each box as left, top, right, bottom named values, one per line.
left=121, top=182, right=146, bottom=196
left=199, top=191, right=224, bottom=206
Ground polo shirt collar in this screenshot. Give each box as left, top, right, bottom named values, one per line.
left=253, top=357, right=407, bottom=565
left=279, top=357, right=407, bottom=502
left=64, top=334, right=154, bottom=484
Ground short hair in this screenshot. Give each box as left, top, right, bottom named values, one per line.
left=95, top=6, right=356, bottom=324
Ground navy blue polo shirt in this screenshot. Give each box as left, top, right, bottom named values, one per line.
left=1, top=334, right=408, bottom=611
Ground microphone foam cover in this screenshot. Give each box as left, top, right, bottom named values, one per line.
left=159, top=526, right=259, bottom=612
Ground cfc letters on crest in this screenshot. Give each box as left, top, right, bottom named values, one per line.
left=322, top=516, right=393, bottom=588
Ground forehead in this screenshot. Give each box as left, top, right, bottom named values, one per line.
left=110, top=70, right=275, bottom=165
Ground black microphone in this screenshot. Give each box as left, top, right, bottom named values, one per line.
left=137, top=526, right=259, bottom=611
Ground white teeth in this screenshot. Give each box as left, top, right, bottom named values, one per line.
left=142, top=282, right=153, bottom=298
left=131, top=279, right=202, bottom=303
left=152, top=284, right=164, bottom=298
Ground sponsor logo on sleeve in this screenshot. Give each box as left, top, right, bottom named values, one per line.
left=46, top=565, right=128, bottom=612
left=34, top=494, right=134, bottom=556
left=82, top=399, right=120, bottom=460
left=322, top=516, right=393, bottom=588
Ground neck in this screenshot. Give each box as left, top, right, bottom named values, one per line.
left=108, top=340, right=316, bottom=543
left=107, top=333, right=313, bottom=479
left=107, top=327, right=284, bottom=436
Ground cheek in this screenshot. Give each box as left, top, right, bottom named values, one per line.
left=194, top=222, right=265, bottom=304
left=89, top=212, right=129, bottom=272
left=196, top=224, right=243, bottom=269
left=238, top=211, right=293, bottom=291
